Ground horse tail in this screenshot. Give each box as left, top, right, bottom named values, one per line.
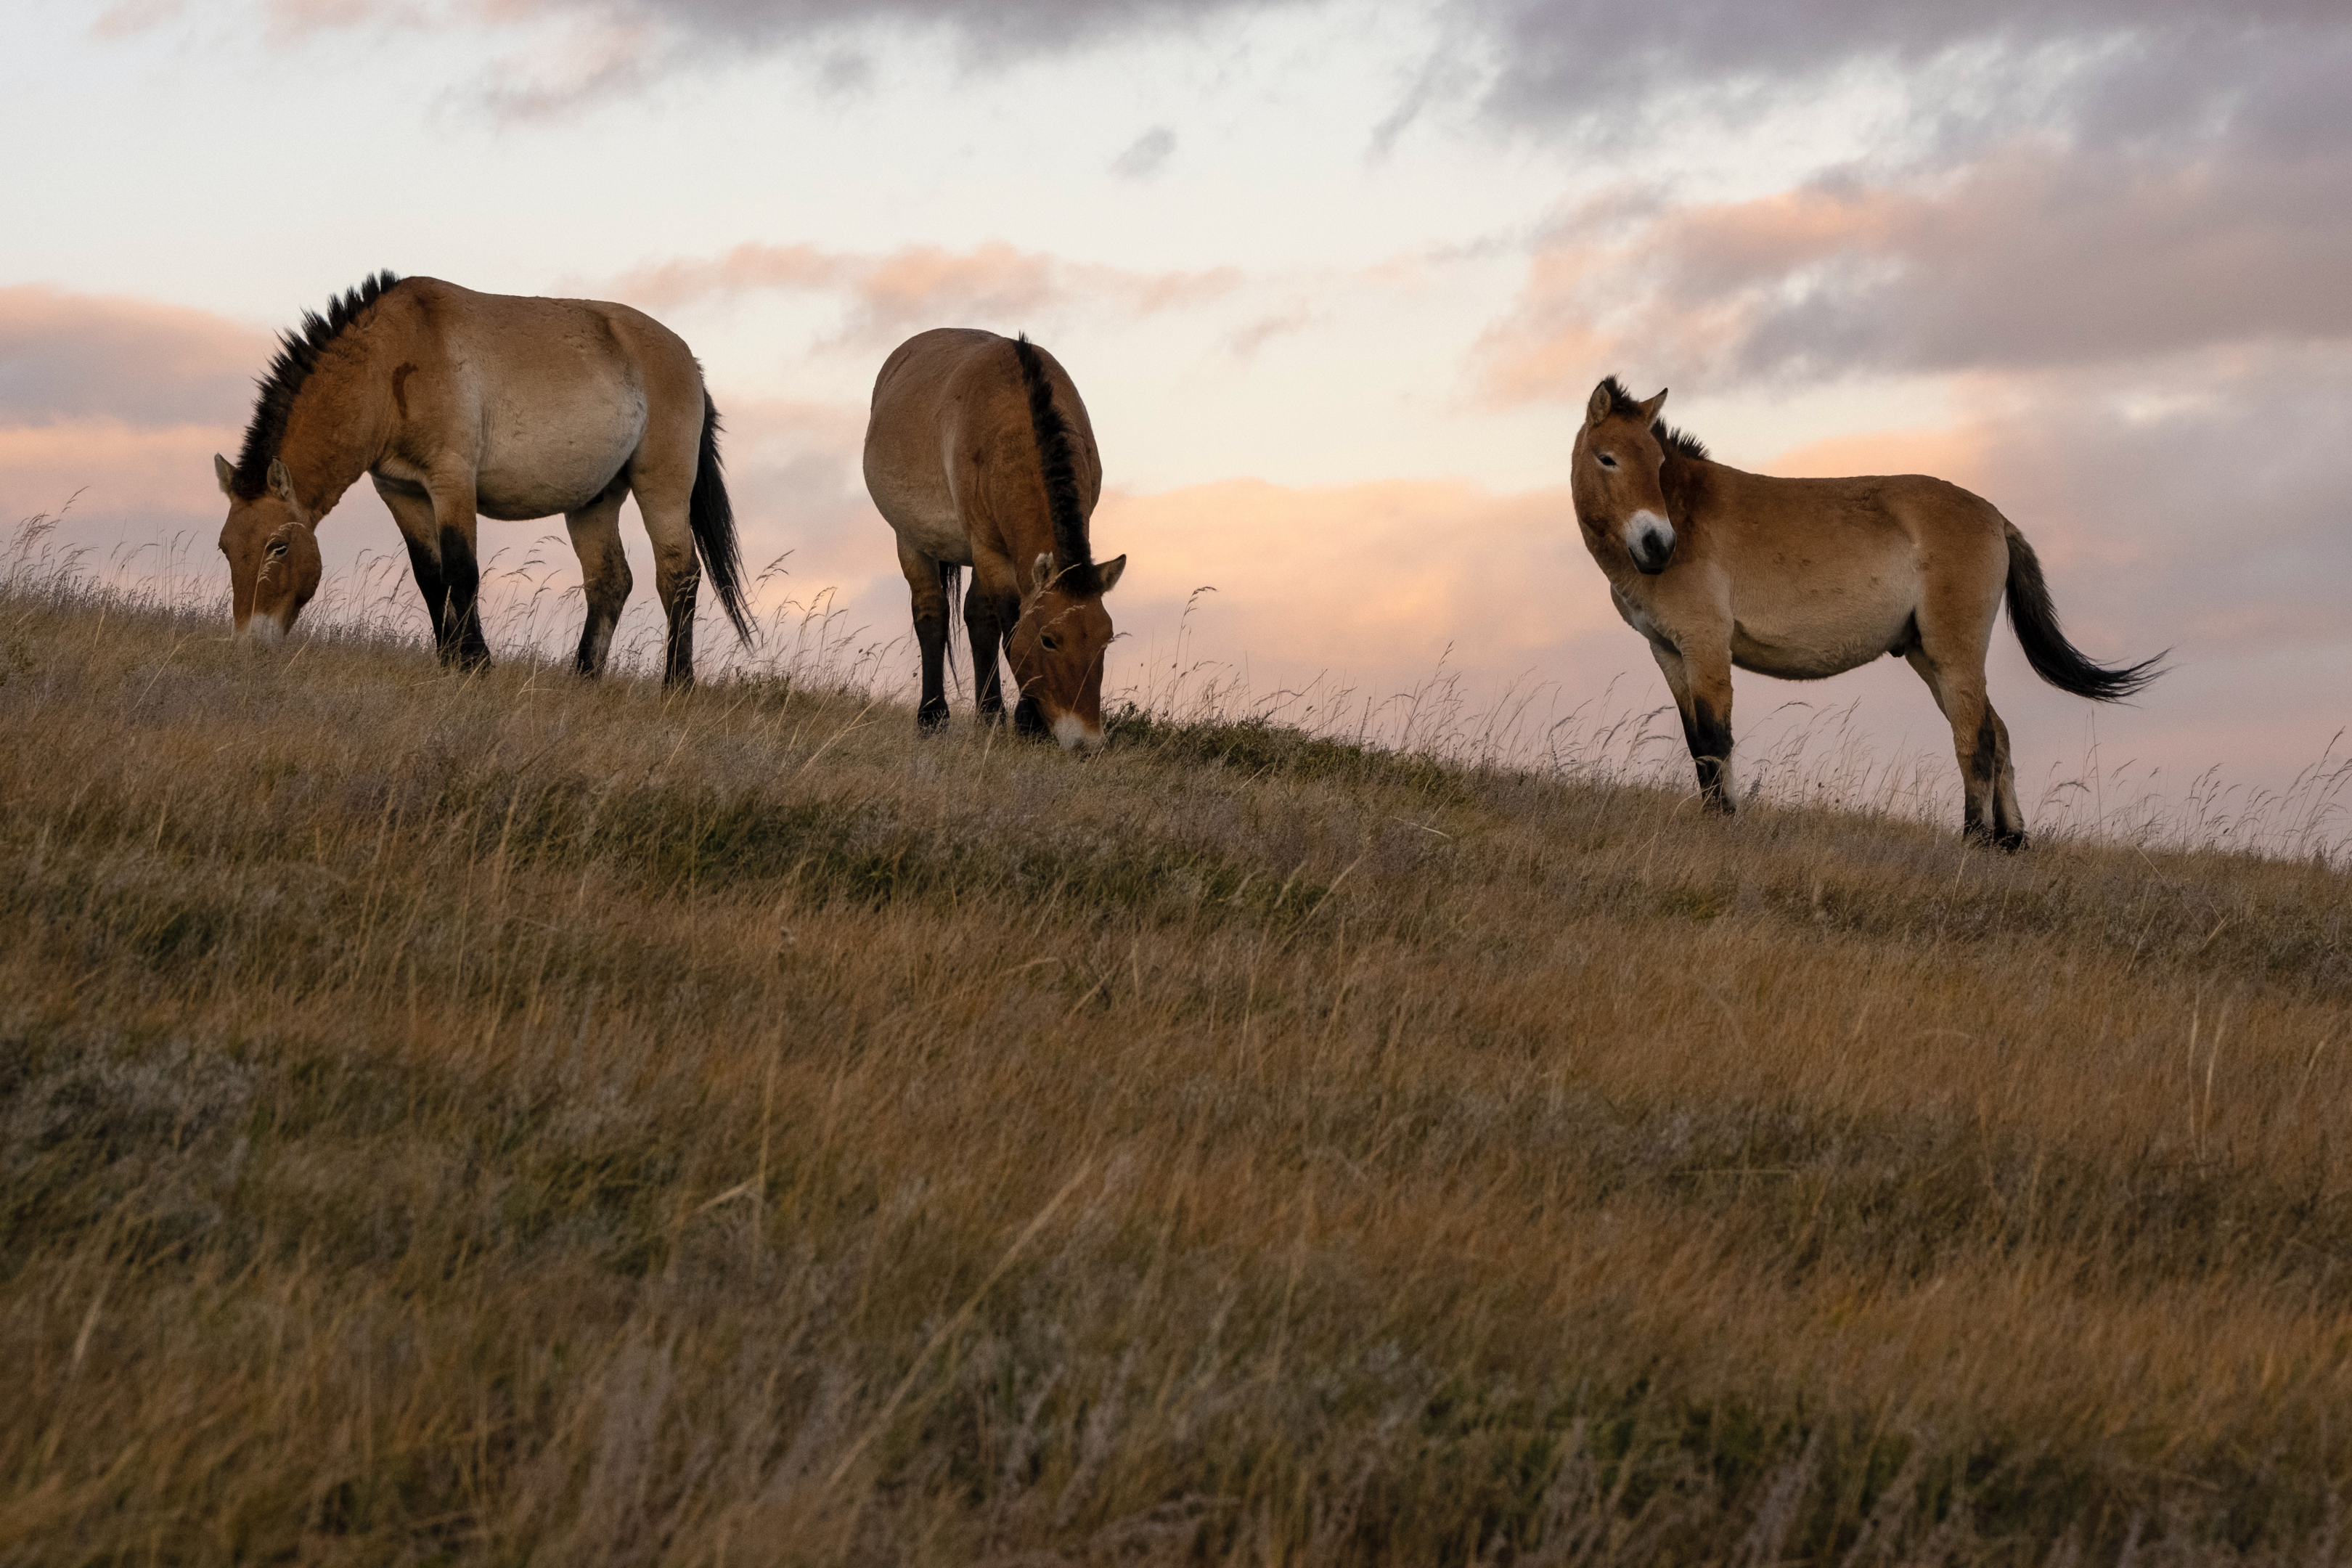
left=1010, top=335, right=1098, bottom=595
left=2003, top=521, right=2165, bottom=701
left=691, top=391, right=756, bottom=645
left=938, top=560, right=963, bottom=689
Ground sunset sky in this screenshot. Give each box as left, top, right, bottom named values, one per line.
left=7, top=1, right=2348, bottom=833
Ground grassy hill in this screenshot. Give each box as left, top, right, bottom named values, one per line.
left=4, top=547, right=2351, bottom=1565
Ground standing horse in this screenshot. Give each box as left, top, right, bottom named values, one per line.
left=1572, top=377, right=2163, bottom=848
left=862, top=328, right=1127, bottom=748
left=214, top=272, right=752, bottom=685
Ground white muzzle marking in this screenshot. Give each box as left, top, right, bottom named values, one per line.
left=1052, top=713, right=1103, bottom=751
left=1626, top=508, right=1675, bottom=573
left=245, top=616, right=285, bottom=648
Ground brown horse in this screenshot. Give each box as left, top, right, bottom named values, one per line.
left=1572, top=377, right=2163, bottom=848
left=214, top=272, right=751, bottom=685
left=862, top=328, right=1127, bottom=747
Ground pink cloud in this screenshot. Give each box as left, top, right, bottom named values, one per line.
left=611, top=241, right=1239, bottom=346
left=0, top=285, right=271, bottom=426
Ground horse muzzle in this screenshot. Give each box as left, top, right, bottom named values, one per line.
left=237, top=614, right=287, bottom=647
left=1628, top=511, right=1675, bottom=575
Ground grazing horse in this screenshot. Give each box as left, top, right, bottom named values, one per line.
left=1571, top=377, right=2163, bottom=849
left=862, top=328, right=1127, bottom=748
left=213, top=272, right=752, bottom=686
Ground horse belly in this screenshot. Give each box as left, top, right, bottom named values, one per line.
left=1730, top=597, right=1915, bottom=681
left=867, top=466, right=973, bottom=565
left=474, top=390, right=646, bottom=520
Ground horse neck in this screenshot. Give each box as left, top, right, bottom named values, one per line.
left=1660, top=450, right=1707, bottom=527
left=277, top=346, right=389, bottom=520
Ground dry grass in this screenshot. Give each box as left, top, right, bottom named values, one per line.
left=5, top=519, right=2352, bottom=1565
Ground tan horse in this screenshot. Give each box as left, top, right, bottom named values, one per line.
left=863, top=329, right=1127, bottom=747
left=214, top=272, right=752, bottom=685
left=1572, top=377, right=2163, bottom=848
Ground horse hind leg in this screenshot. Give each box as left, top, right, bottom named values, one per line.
left=1987, top=703, right=2028, bottom=850
left=629, top=467, right=703, bottom=689
left=1906, top=648, right=2024, bottom=850
left=564, top=477, right=634, bottom=677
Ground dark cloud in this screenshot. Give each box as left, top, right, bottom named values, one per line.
left=1446, top=1, right=2352, bottom=151
left=1940, top=354, right=2352, bottom=663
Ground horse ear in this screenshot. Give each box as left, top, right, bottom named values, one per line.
left=214, top=454, right=236, bottom=497
left=1585, top=383, right=1614, bottom=427
left=1032, top=552, right=1055, bottom=592
left=267, top=458, right=295, bottom=502
left=1638, top=388, right=1670, bottom=423
left=1095, top=554, right=1126, bottom=593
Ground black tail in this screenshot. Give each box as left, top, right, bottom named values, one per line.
left=2004, top=523, right=2165, bottom=701
left=938, top=560, right=962, bottom=691
left=690, top=391, right=755, bottom=645
left=1010, top=335, right=1098, bottom=595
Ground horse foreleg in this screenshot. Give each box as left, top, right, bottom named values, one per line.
left=899, top=539, right=951, bottom=732
left=413, top=476, right=489, bottom=671
left=372, top=478, right=452, bottom=652
left=963, top=573, right=1008, bottom=719
left=564, top=480, right=634, bottom=678
left=1653, top=641, right=1737, bottom=813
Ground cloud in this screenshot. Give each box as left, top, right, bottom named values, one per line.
left=1109, top=125, right=1177, bottom=181
left=1443, top=1, right=2352, bottom=151
left=1093, top=475, right=1605, bottom=688
left=609, top=241, right=1241, bottom=346
left=107, top=0, right=1318, bottom=113
left=1474, top=136, right=2352, bottom=401
left=0, top=287, right=277, bottom=561
left=0, top=286, right=272, bottom=428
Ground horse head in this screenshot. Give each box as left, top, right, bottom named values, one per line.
left=216, top=454, right=323, bottom=643
left=1572, top=379, right=1677, bottom=575
left=1008, top=550, right=1127, bottom=749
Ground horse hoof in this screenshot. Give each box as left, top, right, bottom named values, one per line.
left=917, top=702, right=949, bottom=733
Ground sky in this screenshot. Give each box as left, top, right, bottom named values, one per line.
left=6, top=0, right=2350, bottom=843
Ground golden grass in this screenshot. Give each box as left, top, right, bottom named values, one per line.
left=4, top=530, right=2351, bottom=1564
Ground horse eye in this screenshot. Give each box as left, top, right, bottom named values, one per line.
left=266, top=542, right=287, bottom=558
left=1041, top=633, right=1061, bottom=651
left=1597, top=453, right=1619, bottom=469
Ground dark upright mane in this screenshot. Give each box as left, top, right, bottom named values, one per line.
left=1011, top=334, right=1098, bottom=596
left=230, top=271, right=402, bottom=499
left=1594, top=372, right=1710, bottom=462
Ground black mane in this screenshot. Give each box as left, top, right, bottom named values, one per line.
left=229, top=271, right=402, bottom=499
left=1594, top=373, right=1710, bottom=462
left=1010, top=334, right=1098, bottom=596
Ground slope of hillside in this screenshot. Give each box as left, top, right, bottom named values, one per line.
left=4, top=561, right=2350, bottom=1564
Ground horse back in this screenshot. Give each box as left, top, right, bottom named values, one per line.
left=370, top=280, right=697, bottom=517
left=864, top=329, right=1101, bottom=567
